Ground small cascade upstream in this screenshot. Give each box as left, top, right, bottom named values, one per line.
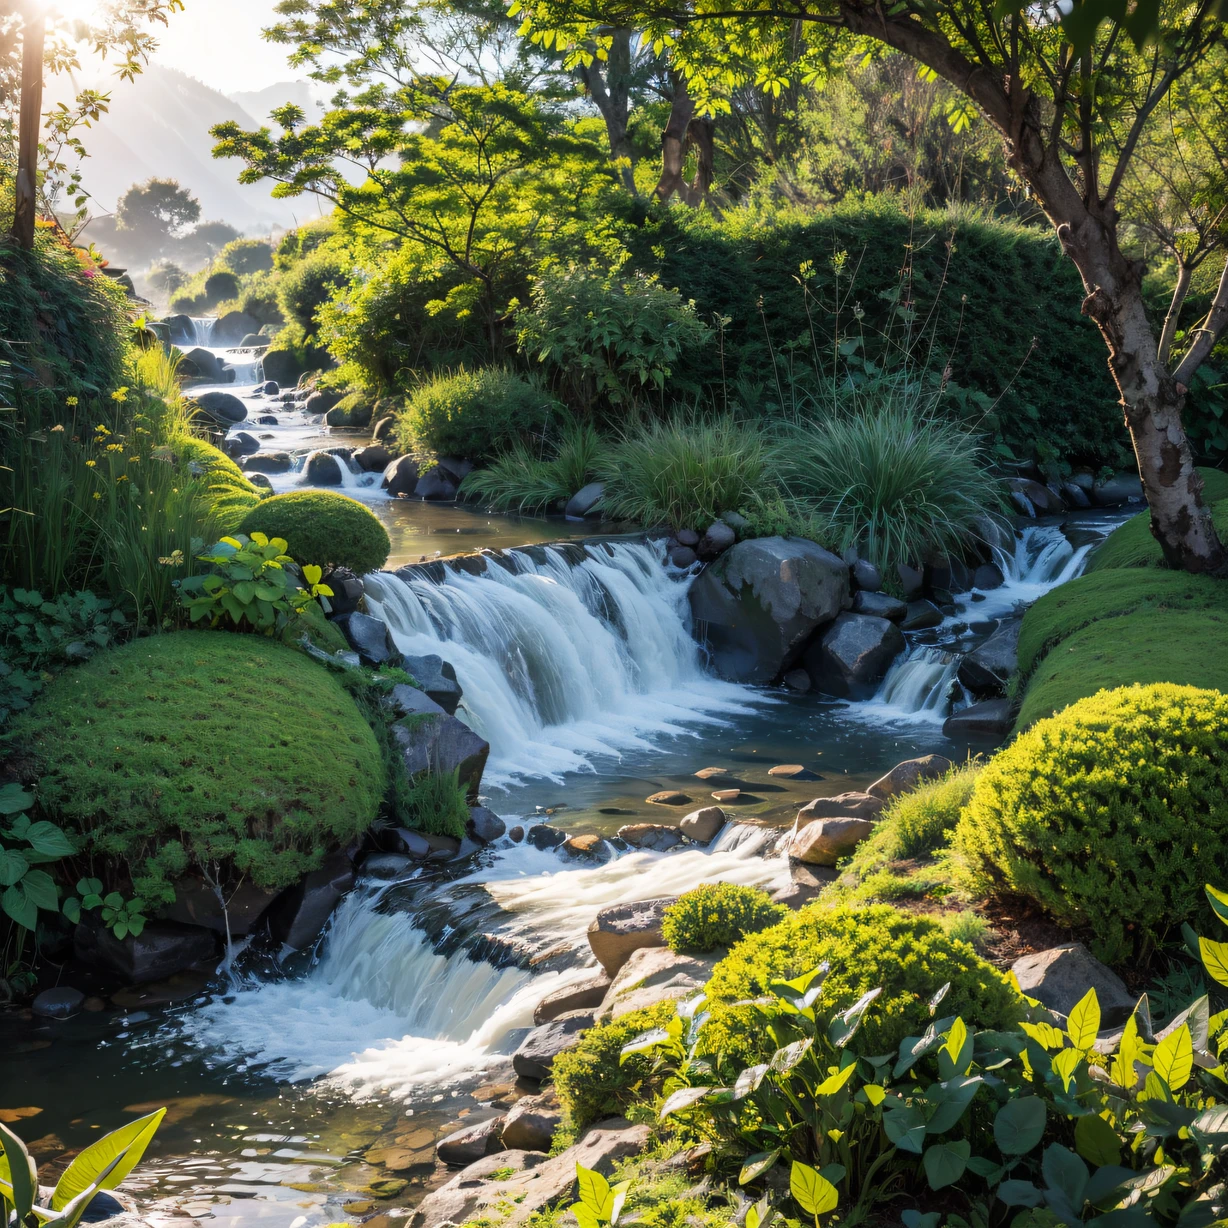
left=363, top=540, right=763, bottom=787
left=190, top=316, right=216, bottom=346
left=185, top=315, right=266, bottom=385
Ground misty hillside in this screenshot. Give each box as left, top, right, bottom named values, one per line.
left=229, top=80, right=326, bottom=125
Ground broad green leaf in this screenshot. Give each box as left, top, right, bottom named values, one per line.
left=1201, top=937, right=1228, bottom=988
left=993, top=1096, right=1046, bottom=1156
left=0, top=847, right=28, bottom=888
left=619, top=1028, right=668, bottom=1063
left=575, top=1164, right=610, bottom=1218
left=1154, top=1024, right=1194, bottom=1091
left=1019, top=1020, right=1065, bottom=1050
left=815, top=1062, right=857, bottom=1096
left=3, top=883, right=38, bottom=931
left=21, top=821, right=75, bottom=859
left=925, top=1075, right=983, bottom=1134
left=923, top=1140, right=970, bottom=1191
left=997, top=1179, right=1044, bottom=1208
left=739, top=1149, right=780, bottom=1185
left=570, top=1203, right=600, bottom=1228
left=51, top=1108, right=165, bottom=1210
left=1074, top=1113, right=1121, bottom=1167
left=21, top=870, right=58, bottom=912
left=1041, top=1144, right=1088, bottom=1208
left=658, top=1086, right=713, bottom=1119
left=0, top=783, right=34, bottom=815
left=789, top=1161, right=837, bottom=1217
left=1206, top=884, right=1228, bottom=928
left=1067, top=988, right=1101, bottom=1050
left=0, top=1122, right=36, bottom=1218
left=883, top=1104, right=926, bottom=1154
left=1051, top=1047, right=1082, bottom=1092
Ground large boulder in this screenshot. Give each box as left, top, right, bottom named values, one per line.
left=162, top=314, right=195, bottom=345
left=678, top=805, right=725, bottom=845
left=616, top=823, right=683, bottom=852
left=74, top=916, right=219, bottom=985
left=371, top=415, right=397, bottom=443
left=213, top=310, right=261, bottom=346
left=500, top=1093, right=562, bottom=1154
left=164, top=877, right=277, bottom=937
left=416, top=467, right=459, bottom=501
left=401, top=653, right=463, bottom=714
left=586, top=897, right=673, bottom=976
left=687, top=537, right=849, bottom=683
left=796, top=792, right=884, bottom=824
left=697, top=520, right=736, bottom=560
left=867, top=754, right=952, bottom=801
left=957, top=620, right=1022, bottom=695
left=334, top=611, right=399, bottom=666
left=393, top=711, right=489, bottom=800
left=802, top=612, right=905, bottom=699
left=598, top=946, right=716, bottom=1020
left=512, top=1010, right=594, bottom=1081
left=32, top=987, right=85, bottom=1020
left=180, top=346, right=227, bottom=382
left=241, top=451, right=293, bottom=475
left=190, top=389, right=246, bottom=426
left=789, top=815, right=876, bottom=866
left=942, top=698, right=1013, bottom=743
left=901, top=600, right=945, bottom=631
left=266, top=850, right=354, bottom=952
left=1092, top=472, right=1145, bottom=507
left=565, top=482, right=604, bottom=520
left=437, top=1116, right=507, bottom=1167
left=382, top=455, right=421, bottom=498
left=303, top=450, right=344, bottom=485
left=304, top=389, right=343, bottom=417
left=262, top=348, right=306, bottom=388
left=851, top=590, right=907, bottom=621
left=1008, top=477, right=1065, bottom=515
left=354, top=444, right=392, bottom=472
left=1011, top=944, right=1136, bottom=1026
left=533, top=973, right=611, bottom=1026
left=468, top=806, right=506, bottom=845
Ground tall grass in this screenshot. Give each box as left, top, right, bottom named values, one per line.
left=460, top=420, right=606, bottom=513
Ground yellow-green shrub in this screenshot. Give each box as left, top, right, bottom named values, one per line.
left=661, top=883, right=787, bottom=953
left=954, top=683, right=1228, bottom=960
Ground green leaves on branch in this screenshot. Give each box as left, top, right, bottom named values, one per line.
left=0, top=785, right=75, bottom=933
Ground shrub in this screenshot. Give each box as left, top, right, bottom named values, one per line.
left=662, top=884, right=787, bottom=953
left=701, top=902, right=1020, bottom=1060
left=237, top=490, right=391, bottom=575
left=395, top=367, right=560, bottom=461
left=461, top=421, right=607, bottom=512
left=598, top=415, right=772, bottom=530
left=278, top=248, right=349, bottom=335
left=220, top=238, right=275, bottom=276
left=10, top=632, right=385, bottom=907
left=954, top=683, right=1228, bottom=960
left=1087, top=483, right=1228, bottom=572
left=203, top=269, right=241, bottom=307
left=237, top=272, right=284, bottom=328
left=552, top=1002, right=676, bottom=1130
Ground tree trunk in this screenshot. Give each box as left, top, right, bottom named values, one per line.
left=654, top=74, right=696, bottom=202
left=12, top=8, right=44, bottom=250
left=578, top=29, right=637, bottom=195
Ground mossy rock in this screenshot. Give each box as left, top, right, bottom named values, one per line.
left=10, top=631, right=385, bottom=907
left=324, top=390, right=376, bottom=429
left=175, top=435, right=262, bottom=531
left=238, top=490, right=391, bottom=575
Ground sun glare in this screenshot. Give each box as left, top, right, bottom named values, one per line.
left=46, top=0, right=108, bottom=24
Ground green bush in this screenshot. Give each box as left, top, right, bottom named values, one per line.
left=237, top=490, right=391, bottom=575
left=552, top=1002, right=676, bottom=1130
left=236, top=272, right=284, bottom=328
left=1087, top=483, right=1228, bottom=572
left=220, top=238, right=275, bottom=276
left=203, top=269, right=241, bottom=308
left=10, top=632, right=385, bottom=906
left=701, top=902, right=1020, bottom=1060
left=278, top=248, right=349, bottom=335
left=662, top=884, right=787, bottom=954
left=955, top=684, right=1228, bottom=960
left=461, top=421, right=606, bottom=512
left=395, top=367, right=560, bottom=461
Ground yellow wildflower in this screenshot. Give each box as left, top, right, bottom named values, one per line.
left=66, top=396, right=79, bottom=407
left=85, top=460, right=97, bottom=468
left=111, top=387, right=129, bottom=403
left=51, top=424, right=65, bottom=433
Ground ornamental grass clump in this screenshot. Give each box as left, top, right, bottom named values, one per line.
left=662, top=883, right=787, bottom=953
left=953, top=683, right=1228, bottom=962
left=460, top=420, right=606, bottom=513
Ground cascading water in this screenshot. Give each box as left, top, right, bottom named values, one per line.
left=363, top=541, right=763, bottom=787
left=859, top=647, right=962, bottom=724
left=190, top=316, right=217, bottom=347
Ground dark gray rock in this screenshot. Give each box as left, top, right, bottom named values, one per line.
left=783, top=668, right=811, bottom=692
left=469, top=806, right=506, bottom=844
left=213, top=310, right=261, bottom=346
left=304, top=389, right=343, bottom=417
left=803, top=612, right=905, bottom=699
left=435, top=456, right=474, bottom=485
left=382, top=454, right=421, bottom=498
left=1061, top=482, right=1092, bottom=508
left=261, top=349, right=306, bottom=388
left=1010, top=490, right=1036, bottom=517
left=247, top=473, right=273, bottom=491
left=670, top=546, right=697, bottom=568
left=391, top=828, right=461, bottom=861
left=391, top=678, right=451, bottom=717
left=676, top=529, right=700, bottom=548
left=180, top=347, right=227, bottom=382
left=74, top=917, right=219, bottom=984
left=401, top=653, right=463, bottom=715
left=1011, top=944, right=1136, bottom=1026
left=851, top=590, right=907, bottom=621
left=304, top=450, right=344, bottom=485
left=897, top=563, right=924, bottom=598
left=721, top=510, right=750, bottom=534
left=901, top=599, right=945, bottom=631
left=972, top=562, right=1005, bottom=591
left=165, top=877, right=277, bottom=936
left=526, top=824, right=567, bottom=851
left=254, top=414, right=280, bottom=426
left=394, top=713, right=490, bottom=801
left=1009, top=477, right=1064, bottom=514
left=416, top=468, right=458, bottom=501
left=958, top=619, right=1022, bottom=695
left=261, top=381, right=280, bottom=395
left=437, top=1116, right=507, bottom=1167
left=852, top=558, right=882, bottom=592
left=688, top=536, right=849, bottom=683
left=534, top=974, right=612, bottom=1025
left=192, top=390, right=246, bottom=425
left=334, top=611, right=398, bottom=666
left=32, top=987, right=85, bottom=1019
left=697, top=520, right=736, bottom=559
left=587, top=898, right=673, bottom=976
left=162, top=313, right=195, bottom=345
left=372, top=416, right=397, bottom=442
left=512, top=1011, right=594, bottom=1081
left=228, top=431, right=261, bottom=456
left=354, top=444, right=392, bottom=472
left=942, top=698, right=1014, bottom=743
left=1093, top=472, right=1145, bottom=506
left=322, top=566, right=364, bottom=617
left=266, top=850, right=354, bottom=951
left=566, top=482, right=604, bottom=519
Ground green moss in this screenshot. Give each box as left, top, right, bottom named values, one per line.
left=324, top=390, right=376, bottom=429
left=176, top=435, right=262, bottom=530
left=701, top=903, right=1020, bottom=1061
left=661, top=884, right=787, bottom=954
left=11, top=631, right=385, bottom=906
left=238, top=489, right=391, bottom=575
left=954, top=683, right=1228, bottom=960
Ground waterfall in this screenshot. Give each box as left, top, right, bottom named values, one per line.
left=300, top=451, right=377, bottom=492
left=177, top=824, right=788, bottom=1097
left=190, top=317, right=216, bottom=347
left=859, top=647, right=962, bottom=724
left=960, top=524, right=1094, bottom=621
left=362, top=541, right=763, bottom=787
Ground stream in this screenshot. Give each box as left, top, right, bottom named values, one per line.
left=2, top=342, right=1130, bottom=1227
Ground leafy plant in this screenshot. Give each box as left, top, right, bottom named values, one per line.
left=237, top=490, right=392, bottom=576
left=0, top=784, right=75, bottom=932
left=662, top=884, right=788, bottom=954
left=401, top=767, right=470, bottom=840
left=569, top=1162, right=632, bottom=1228
left=63, top=880, right=148, bottom=940
left=0, top=1108, right=165, bottom=1227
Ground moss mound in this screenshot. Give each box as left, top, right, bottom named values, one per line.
left=238, top=490, right=391, bottom=575
left=324, top=390, right=376, bottom=429
left=12, top=632, right=384, bottom=906
left=176, top=435, right=263, bottom=531
left=701, top=902, right=1020, bottom=1060
left=662, top=884, right=787, bottom=954
left=954, top=683, right=1228, bottom=960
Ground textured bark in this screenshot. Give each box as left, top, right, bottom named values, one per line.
left=12, top=10, right=44, bottom=250
left=654, top=76, right=717, bottom=206
left=577, top=29, right=637, bottom=194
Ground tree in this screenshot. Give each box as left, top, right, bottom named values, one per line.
left=514, top=0, right=1228, bottom=574
left=114, top=177, right=201, bottom=258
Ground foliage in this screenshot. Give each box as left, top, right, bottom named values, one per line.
left=113, top=178, right=202, bottom=260
left=203, top=269, right=241, bottom=308
left=569, top=1163, right=632, bottom=1228
left=220, top=238, right=275, bottom=276
left=0, top=783, right=75, bottom=935
left=701, top=902, right=1020, bottom=1061
left=395, top=367, right=562, bottom=461
left=401, top=767, right=470, bottom=840
left=61, top=876, right=148, bottom=941
left=516, top=264, right=712, bottom=410
left=955, top=684, right=1228, bottom=961
left=856, top=762, right=981, bottom=869
left=552, top=1003, right=677, bottom=1131
left=460, top=420, right=607, bottom=512
left=237, top=490, right=392, bottom=575
left=0, top=1107, right=166, bottom=1228
left=598, top=416, right=773, bottom=531
left=662, top=884, right=787, bottom=954
left=9, top=632, right=385, bottom=907
left=176, top=533, right=334, bottom=635
left=277, top=247, right=350, bottom=335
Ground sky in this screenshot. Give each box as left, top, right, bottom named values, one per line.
left=150, top=0, right=293, bottom=96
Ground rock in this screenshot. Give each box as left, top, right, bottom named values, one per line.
left=1093, top=472, right=1145, bottom=507
left=32, top=987, right=85, bottom=1019
left=164, top=877, right=277, bottom=937
left=391, top=828, right=459, bottom=862
left=248, top=473, right=274, bottom=491
left=1061, top=482, right=1092, bottom=508
left=372, top=416, right=397, bottom=442
left=851, top=590, right=907, bottom=621
left=791, top=862, right=839, bottom=889
left=512, top=1010, right=594, bottom=1081
left=401, top=654, right=463, bottom=715
left=416, top=467, right=459, bottom=501
left=304, top=389, right=343, bottom=417
left=74, top=917, right=219, bottom=984
left=958, top=619, right=1022, bottom=695
left=670, top=546, right=698, bottom=568
left=303, top=450, right=344, bottom=485
left=721, top=510, right=750, bottom=534
left=533, top=974, right=612, bottom=1025
left=508, top=826, right=525, bottom=842
left=526, top=824, right=567, bottom=851
left=796, top=792, right=885, bottom=823
left=192, top=390, right=246, bottom=425
left=501, top=1093, right=561, bottom=1153
left=1009, top=477, right=1064, bottom=514
left=676, top=529, right=701, bottom=547
left=469, top=806, right=506, bottom=845
left=261, top=348, right=306, bottom=387
left=645, top=790, right=691, bottom=806
left=942, top=698, right=1014, bottom=742
left=213, top=310, right=261, bottom=346
left=334, top=611, right=399, bottom=666
left=1011, top=944, right=1136, bottom=1026
left=587, top=898, right=674, bottom=976
left=394, top=713, right=490, bottom=801
left=900, top=599, right=945, bottom=631
left=803, top=613, right=905, bottom=699
left=322, top=566, right=364, bottom=617
left=437, top=1116, right=507, bottom=1166
left=566, top=482, right=604, bottom=520
left=389, top=684, right=448, bottom=720
left=1010, top=490, right=1036, bottom=517
left=240, top=451, right=293, bottom=474
left=852, top=558, right=883, bottom=592
left=783, top=668, right=811, bottom=692
left=771, top=882, right=826, bottom=909
left=697, top=520, right=736, bottom=559
left=678, top=805, right=725, bottom=845
left=354, top=444, right=392, bottom=472
left=789, top=816, right=876, bottom=866
left=767, top=764, right=820, bottom=780
left=180, top=346, right=229, bottom=382
left=435, top=456, right=474, bottom=486
left=599, top=946, right=716, bottom=1020
left=238, top=333, right=266, bottom=348
left=897, top=563, right=924, bottom=598
left=687, top=536, right=849, bottom=683
left=266, top=850, right=354, bottom=952
left=563, top=833, right=614, bottom=860
left=162, top=313, right=195, bottom=345
left=972, top=562, right=1005, bottom=591
left=261, top=381, right=280, bottom=395
left=616, top=823, right=684, bottom=851
left=867, top=754, right=952, bottom=801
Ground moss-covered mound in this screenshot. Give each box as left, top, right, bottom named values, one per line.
left=701, top=902, right=1020, bottom=1060
left=1013, top=569, right=1228, bottom=728
left=12, top=632, right=384, bottom=906
left=324, top=390, right=376, bottom=429
left=176, top=436, right=263, bottom=531
left=238, top=489, right=391, bottom=575
left=954, top=683, right=1228, bottom=960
